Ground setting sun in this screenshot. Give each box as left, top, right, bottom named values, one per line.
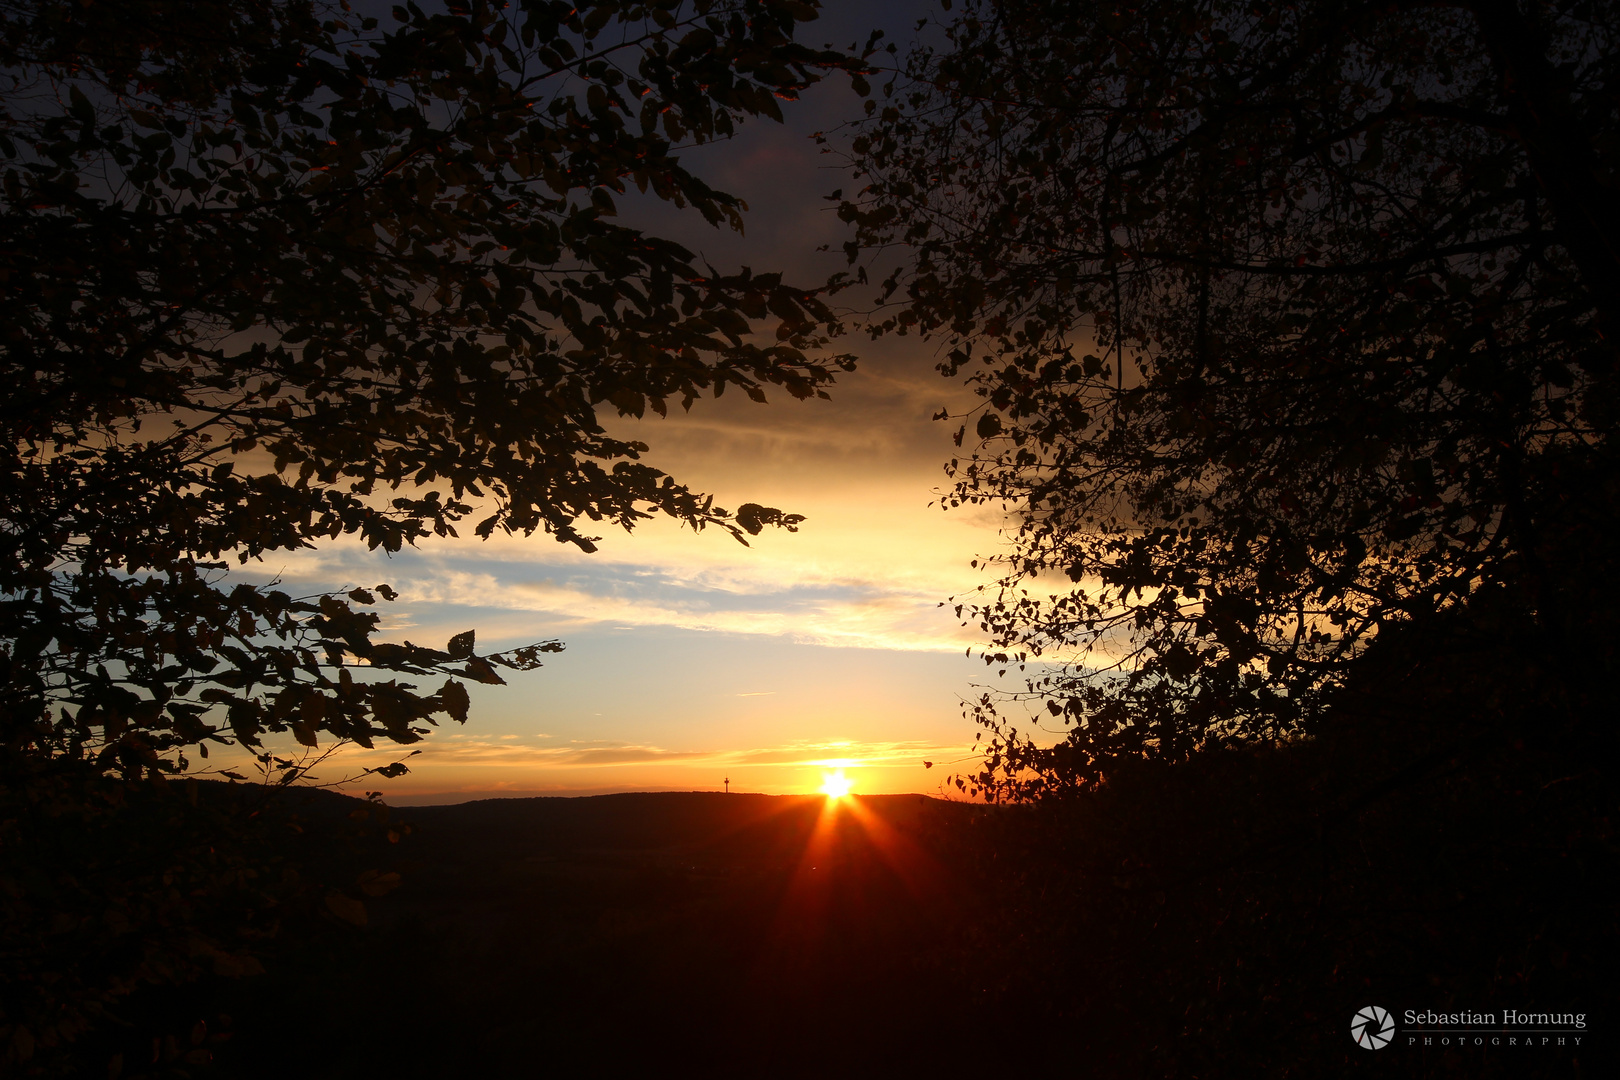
left=819, top=769, right=853, bottom=800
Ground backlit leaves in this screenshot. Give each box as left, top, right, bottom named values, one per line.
left=1, top=0, right=867, bottom=776
left=843, top=0, right=1620, bottom=793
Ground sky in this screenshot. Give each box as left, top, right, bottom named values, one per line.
left=224, top=0, right=1044, bottom=803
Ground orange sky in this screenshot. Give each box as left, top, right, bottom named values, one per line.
left=213, top=2, right=1042, bottom=803
left=247, top=334, right=1023, bottom=803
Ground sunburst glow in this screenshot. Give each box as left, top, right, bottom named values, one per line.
left=819, top=769, right=853, bottom=800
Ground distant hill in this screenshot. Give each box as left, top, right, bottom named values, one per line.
left=218, top=791, right=1002, bottom=1078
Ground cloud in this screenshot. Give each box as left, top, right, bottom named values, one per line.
left=257, top=488, right=999, bottom=653
left=223, top=324, right=1018, bottom=660
left=178, top=8, right=1014, bottom=800
left=321, top=736, right=964, bottom=772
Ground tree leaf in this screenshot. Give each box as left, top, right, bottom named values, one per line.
left=324, top=893, right=368, bottom=927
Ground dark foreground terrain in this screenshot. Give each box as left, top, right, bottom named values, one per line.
left=15, top=702, right=1607, bottom=1079
left=220, top=790, right=1003, bottom=1077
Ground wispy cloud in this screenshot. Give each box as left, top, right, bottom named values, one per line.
left=321, top=736, right=962, bottom=772
left=261, top=531, right=991, bottom=653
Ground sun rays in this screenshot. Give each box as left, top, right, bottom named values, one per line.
left=819, top=769, right=853, bottom=800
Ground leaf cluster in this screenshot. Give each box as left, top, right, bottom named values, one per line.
left=0, top=0, right=867, bottom=774
left=840, top=0, right=1620, bottom=790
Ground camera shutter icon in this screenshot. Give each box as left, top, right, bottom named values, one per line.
left=1352, top=1006, right=1395, bottom=1049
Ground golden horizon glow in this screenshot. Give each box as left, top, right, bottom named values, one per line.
left=231, top=350, right=1002, bottom=801
left=819, top=769, right=853, bottom=800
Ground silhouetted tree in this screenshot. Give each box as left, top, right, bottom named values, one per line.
left=0, top=0, right=868, bottom=1068
left=839, top=0, right=1620, bottom=794
left=1, top=0, right=865, bottom=776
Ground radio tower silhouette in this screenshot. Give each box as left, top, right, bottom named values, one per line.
left=723, top=777, right=730, bottom=794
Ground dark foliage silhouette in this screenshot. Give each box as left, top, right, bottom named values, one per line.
left=2, top=0, right=862, bottom=778
left=828, top=3, right=1614, bottom=1072
left=0, top=0, right=869, bottom=1069
left=838, top=0, right=1619, bottom=792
